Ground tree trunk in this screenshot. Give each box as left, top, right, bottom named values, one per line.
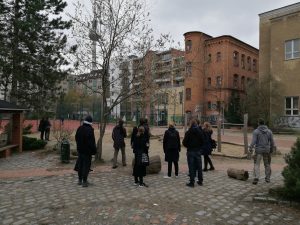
left=227, top=168, right=249, bottom=181
left=132, top=155, right=161, bottom=174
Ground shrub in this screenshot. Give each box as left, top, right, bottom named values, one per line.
left=281, top=137, right=300, bottom=202
left=23, top=136, right=47, bottom=151
left=23, top=124, right=33, bottom=134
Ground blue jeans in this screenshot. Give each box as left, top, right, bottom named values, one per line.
left=187, top=151, right=202, bottom=183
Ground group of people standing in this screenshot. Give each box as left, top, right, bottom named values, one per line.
left=38, top=117, right=51, bottom=141
left=111, top=117, right=215, bottom=188
left=74, top=115, right=274, bottom=188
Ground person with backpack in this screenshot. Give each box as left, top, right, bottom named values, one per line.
left=249, top=118, right=275, bottom=185
left=163, top=122, right=181, bottom=178
left=202, top=122, right=215, bottom=171
left=112, top=119, right=127, bottom=169
left=182, top=119, right=204, bottom=187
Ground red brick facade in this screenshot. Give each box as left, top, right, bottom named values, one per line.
left=184, top=31, right=259, bottom=117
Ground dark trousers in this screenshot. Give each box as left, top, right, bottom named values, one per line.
left=134, top=176, right=143, bottom=185
left=204, top=155, right=214, bottom=169
left=78, top=154, right=92, bottom=182
left=167, top=161, right=179, bottom=177
left=187, top=151, right=202, bottom=183
left=40, top=130, right=45, bottom=140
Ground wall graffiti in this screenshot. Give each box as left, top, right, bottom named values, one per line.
left=274, top=116, right=300, bottom=128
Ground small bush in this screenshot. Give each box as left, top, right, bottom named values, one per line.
left=281, top=137, right=300, bottom=202
left=23, top=124, right=33, bottom=134
left=23, top=136, right=47, bottom=151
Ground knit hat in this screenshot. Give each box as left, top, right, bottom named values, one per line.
left=84, top=115, right=93, bottom=125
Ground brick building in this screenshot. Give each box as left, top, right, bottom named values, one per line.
left=184, top=31, right=259, bottom=121
left=259, top=3, right=300, bottom=128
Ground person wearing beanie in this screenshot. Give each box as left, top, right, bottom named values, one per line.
left=75, top=115, right=97, bottom=187
left=112, top=119, right=127, bottom=168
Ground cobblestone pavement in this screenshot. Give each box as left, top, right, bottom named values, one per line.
left=0, top=129, right=299, bottom=225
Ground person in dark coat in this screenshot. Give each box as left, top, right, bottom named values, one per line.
left=182, top=119, right=204, bottom=187
left=75, top=115, right=97, bottom=187
left=44, top=118, right=51, bottom=141
left=132, top=126, right=149, bottom=187
left=131, top=118, right=150, bottom=150
left=112, top=119, right=127, bottom=168
left=202, top=122, right=215, bottom=171
left=163, top=122, right=181, bottom=178
left=38, top=117, right=46, bottom=140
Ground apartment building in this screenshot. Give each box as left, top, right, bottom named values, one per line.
left=259, top=2, right=300, bottom=128
left=184, top=31, right=259, bottom=121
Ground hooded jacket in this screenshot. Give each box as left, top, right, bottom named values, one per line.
left=250, top=125, right=275, bottom=154
left=182, top=125, right=204, bottom=151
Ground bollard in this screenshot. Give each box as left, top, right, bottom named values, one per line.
left=61, top=139, right=70, bottom=163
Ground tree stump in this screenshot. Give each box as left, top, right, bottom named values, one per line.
left=227, top=168, right=249, bottom=181
left=132, top=154, right=161, bottom=174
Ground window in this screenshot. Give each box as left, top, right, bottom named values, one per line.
left=207, top=53, right=211, bottom=62
left=233, top=74, right=239, bottom=88
left=216, top=76, right=222, bottom=88
left=186, top=62, right=192, bottom=76
left=216, top=52, right=221, bottom=62
left=285, top=96, right=299, bottom=115
left=207, top=77, right=211, bottom=87
left=241, top=76, right=245, bottom=90
left=179, top=92, right=183, bottom=104
left=186, top=88, right=191, bottom=101
left=207, top=101, right=212, bottom=110
left=233, top=51, right=239, bottom=67
left=285, top=39, right=300, bottom=60
left=241, top=54, right=245, bottom=69
left=186, top=40, right=192, bottom=52
left=253, top=59, right=257, bottom=72
left=247, top=56, right=251, bottom=71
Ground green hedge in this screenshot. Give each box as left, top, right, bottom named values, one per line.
left=281, top=137, right=300, bottom=202
left=23, top=136, right=47, bottom=151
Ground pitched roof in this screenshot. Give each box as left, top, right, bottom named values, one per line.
left=0, top=100, right=27, bottom=112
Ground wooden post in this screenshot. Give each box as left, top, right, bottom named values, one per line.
left=217, top=115, right=221, bottom=152
left=243, top=113, right=248, bottom=155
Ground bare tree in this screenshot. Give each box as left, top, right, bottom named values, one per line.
left=70, top=0, right=172, bottom=161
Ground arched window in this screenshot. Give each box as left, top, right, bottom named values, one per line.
left=247, top=56, right=251, bottom=71
left=241, top=54, right=245, bottom=69
left=186, top=62, right=192, bottom=77
left=207, top=77, right=211, bottom=87
left=186, top=88, right=191, bottom=101
left=233, top=74, right=239, bottom=88
left=216, top=76, right=222, bottom=88
left=233, top=51, right=239, bottom=67
left=253, top=59, right=257, bottom=72
left=241, top=76, right=245, bottom=90
left=185, top=40, right=192, bottom=52
left=216, top=52, right=221, bottom=62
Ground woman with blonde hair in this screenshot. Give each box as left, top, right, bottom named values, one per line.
left=202, top=122, right=215, bottom=171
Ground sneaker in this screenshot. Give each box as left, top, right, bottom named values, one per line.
left=82, top=182, right=88, bottom=187
left=209, top=167, right=215, bottom=171
left=197, top=181, right=203, bottom=186
left=139, top=183, right=148, bottom=187
left=252, top=179, right=258, bottom=185
left=163, top=176, right=171, bottom=179
left=123, top=164, right=127, bottom=167
left=112, top=165, right=118, bottom=169
left=78, top=180, right=82, bottom=185
left=203, top=169, right=208, bottom=172
left=174, top=175, right=179, bottom=178
left=186, top=182, right=194, bottom=188
left=265, top=179, right=270, bottom=183
left=134, top=182, right=139, bottom=186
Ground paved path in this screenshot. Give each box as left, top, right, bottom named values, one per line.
left=1, top=149, right=300, bottom=225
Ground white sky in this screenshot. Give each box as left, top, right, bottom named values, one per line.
left=65, top=0, right=300, bottom=49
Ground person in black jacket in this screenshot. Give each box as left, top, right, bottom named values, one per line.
left=38, top=117, right=46, bottom=140
left=163, top=122, right=181, bottom=178
left=182, top=119, right=204, bottom=187
left=112, top=119, right=127, bottom=168
left=202, top=122, right=215, bottom=171
left=132, top=126, right=149, bottom=187
left=44, top=118, right=51, bottom=141
left=131, top=118, right=150, bottom=149
left=75, top=115, right=97, bottom=187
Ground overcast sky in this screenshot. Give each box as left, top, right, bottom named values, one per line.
left=65, top=0, right=300, bottom=49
